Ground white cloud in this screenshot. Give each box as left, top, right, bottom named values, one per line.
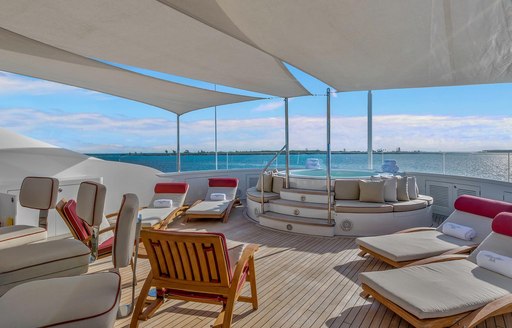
left=1, top=107, right=511, bottom=153
left=251, top=100, right=284, bottom=112
left=0, top=72, right=82, bottom=95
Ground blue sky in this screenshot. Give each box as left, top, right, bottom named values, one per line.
left=1, top=63, right=511, bottom=153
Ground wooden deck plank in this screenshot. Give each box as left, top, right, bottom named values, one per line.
left=85, top=206, right=512, bottom=328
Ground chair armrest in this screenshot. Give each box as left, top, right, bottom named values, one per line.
left=230, top=244, right=259, bottom=287
left=441, top=244, right=478, bottom=255
left=99, top=226, right=115, bottom=235
left=404, top=254, right=468, bottom=267
left=395, top=227, right=436, bottom=234
left=452, top=294, right=512, bottom=328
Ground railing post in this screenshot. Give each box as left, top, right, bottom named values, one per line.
left=367, top=90, right=373, bottom=170
left=508, top=152, right=511, bottom=183
left=214, top=84, right=218, bottom=170
left=176, top=114, right=181, bottom=172
left=326, top=88, right=332, bottom=224
left=442, top=152, right=446, bottom=174
left=285, top=98, right=290, bottom=188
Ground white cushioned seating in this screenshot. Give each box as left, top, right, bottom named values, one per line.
left=417, top=194, right=433, bottom=206
left=246, top=186, right=280, bottom=203
left=0, top=271, right=121, bottom=327
left=335, top=200, right=393, bottom=213
left=19, top=176, right=59, bottom=210
left=357, top=230, right=475, bottom=262
left=138, top=182, right=188, bottom=228
left=0, top=225, right=47, bottom=250
left=0, top=238, right=90, bottom=296
left=387, top=199, right=427, bottom=212
left=334, top=179, right=360, bottom=200
left=360, top=260, right=512, bottom=319
left=139, top=208, right=176, bottom=228
left=186, top=200, right=231, bottom=215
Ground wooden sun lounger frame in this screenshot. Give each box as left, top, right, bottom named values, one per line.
left=360, top=255, right=512, bottom=328
left=183, top=199, right=236, bottom=223
left=358, top=227, right=478, bottom=267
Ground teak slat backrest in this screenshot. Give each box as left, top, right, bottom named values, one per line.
left=141, top=230, right=232, bottom=289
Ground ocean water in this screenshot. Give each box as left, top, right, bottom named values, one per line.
left=92, top=152, right=512, bottom=182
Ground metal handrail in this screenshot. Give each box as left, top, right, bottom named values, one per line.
left=260, top=145, right=287, bottom=214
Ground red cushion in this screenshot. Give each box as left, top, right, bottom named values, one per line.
left=454, top=195, right=512, bottom=219
left=98, top=236, right=114, bottom=256
left=63, top=200, right=91, bottom=241
left=208, top=178, right=238, bottom=188
left=492, top=212, right=512, bottom=237
left=154, top=182, right=189, bottom=194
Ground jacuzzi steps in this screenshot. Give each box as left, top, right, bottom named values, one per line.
left=268, top=199, right=329, bottom=219
left=259, top=211, right=335, bottom=237
left=280, top=188, right=331, bottom=204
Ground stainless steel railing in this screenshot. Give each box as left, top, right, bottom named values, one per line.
left=260, top=145, right=287, bottom=214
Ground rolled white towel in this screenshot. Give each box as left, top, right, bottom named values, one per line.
left=442, top=222, right=476, bottom=240
left=210, top=193, right=227, bottom=201
left=153, top=199, right=173, bottom=208
left=477, top=250, right=512, bottom=278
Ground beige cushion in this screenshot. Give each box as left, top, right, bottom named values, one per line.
left=113, top=193, right=138, bottom=269
left=246, top=187, right=279, bottom=203
left=76, top=181, right=106, bottom=227
left=396, top=176, right=409, bottom=201
left=149, top=193, right=186, bottom=208
left=0, top=225, right=47, bottom=250
left=0, top=239, right=90, bottom=295
left=388, top=199, right=427, bottom=212
left=334, top=179, right=360, bottom=200
left=227, top=242, right=246, bottom=274
left=437, top=210, right=492, bottom=244
left=139, top=207, right=176, bottom=227
left=272, top=176, right=285, bottom=194
left=383, top=177, right=398, bottom=202
left=206, top=186, right=237, bottom=201
left=335, top=200, right=393, bottom=213
left=417, top=194, right=433, bottom=206
left=360, top=260, right=512, bottom=319
left=359, top=180, right=385, bottom=203
left=469, top=232, right=512, bottom=263
left=356, top=230, right=475, bottom=262
left=0, top=271, right=120, bottom=327
left=187, top=200, right=230, bottom=216
left=256, top=173, right=273, bottom=193
left=19, top=176, right=59, bottom=210
left=407, top=176, right=419, bottom=199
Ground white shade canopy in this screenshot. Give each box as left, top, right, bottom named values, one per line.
left=0, top=0, right=308, bottom=98
left=165, top=0, right=512, bottom=91
left=0, top=28, right=260, bottom=115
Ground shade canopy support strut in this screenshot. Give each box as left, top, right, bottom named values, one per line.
left=285, top=98, right=290, bottom=188
left=176, top=114, right=181, bottom=172
left=368, top=90, right=373, bottom=170
left=326, top=88, right=332, bottom=224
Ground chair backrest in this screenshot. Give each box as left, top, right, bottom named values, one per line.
left=205, top=178, right=239, bottom=201
left=468, top=212, right=512, bottom=263
left=56, top=199, right=91, bottom=242
left=437, top=195, right=512, bottom=244
left=149, top=182, right=189, bottom=208
left=113, top=193, right=139, bottom=269
left=19, top=176, right=60, bottom=229
left=76, top=181, right=106, bottom=227
left=141, top=229, right=233, bottom=290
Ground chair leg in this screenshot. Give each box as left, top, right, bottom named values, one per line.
left=358, top=250, right=367, bottom=257
left=130, top=276, right=153, bottom=328
left=222, top=297, right=236, bottom=328
left=249, top=257, right=258, bottom=310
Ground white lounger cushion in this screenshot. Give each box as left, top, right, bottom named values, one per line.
left=0, top=271, right=120, bottom=328
left=360, top=260, right=512, bottom=319
left=206, top=187, right=237, bottom=201
left=0, top=225, right=47, bottom=250
left=139, top=207, right=177, bottom=228
left=187, top=200, right=231, bottom=216
left=437, top=210, right=493, bottom=244
left=477, top=250, right=512, bottom=279
left=0, top=239, right=90, bottom=296
left=335, top=200, right=393, bottom=213
left=153, top=199, right=173, bottom=208
left=210, top=193, right=227, bottom=201
left=356, top=230, right=476, bottom=262
left=442, top=222, right=477, bottom=241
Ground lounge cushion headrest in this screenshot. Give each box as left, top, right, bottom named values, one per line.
left=19, top=177, right=59, bottom=210
left=154, top=182, right=189, bottom=194
left=208, top=177, right=238, bottom=188
left=454, top=195, right=512, bottom=219
left=492, top=212, right=512, bottom=237
left=76, top=181, right=106, bottom=227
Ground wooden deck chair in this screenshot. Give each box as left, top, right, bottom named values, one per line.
left=356, top=195, right=512, bottom=267
left=360, top=212, right=512, bottom=328
left=138, top=182, right=189, bottom=230
left=184, top=177, right=239, bottom=223
left=130, top=229, right=259, bottom=328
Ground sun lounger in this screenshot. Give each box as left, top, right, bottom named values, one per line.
left=184, top=178, right=239, bottom=223
left=356, top=195, right=512, bottom=267
left=359, top=212, right=512, bottom=328
left=138, top=182, right=189, bottom=229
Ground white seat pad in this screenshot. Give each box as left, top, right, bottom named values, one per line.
left=356, top=230, right=475, bottom=262
left=187, top=200, right=230, bottom=216
left=0, top=225, right=47, bottom=250
left=246, top=186, right=280, bottom=203
left=360, top=260, right=512, bottom=319
left=139, top=207, right=177, bottom=227
left=0, top=271, right=120, bottom=327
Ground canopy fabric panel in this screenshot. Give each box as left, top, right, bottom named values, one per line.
left=0, top=0, right=308, bottom=98
left=164, top=0, right=512, bottom=91
left=0, top=28, right=260, bottom=115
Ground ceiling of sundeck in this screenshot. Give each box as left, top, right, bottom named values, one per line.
left=0, top=28, right=260, bottom=115
left=163, top=0, right=512, bottom=91
left=0, top=0, right=308, bottom=98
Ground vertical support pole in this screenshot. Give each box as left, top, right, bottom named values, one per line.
left=326, top=88, right=332, bottom=224
left=176, top=114, right=181, bottom=172
left=442, top=152, right=446, bottom=174
left=214, top=84, right=218, bottom=170
left=285, top=98, right=290, bottom=188
left=367, top=90, right=373, bottom=170
left=508, top=152, right=511, bottom=183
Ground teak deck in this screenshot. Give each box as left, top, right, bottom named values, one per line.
left=88, top=205, right=512, bottom=328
